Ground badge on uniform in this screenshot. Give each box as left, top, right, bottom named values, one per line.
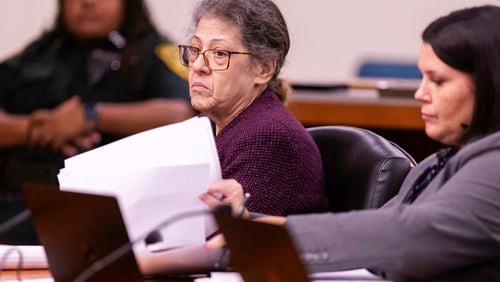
left=155, top=43, right=189, bottom=81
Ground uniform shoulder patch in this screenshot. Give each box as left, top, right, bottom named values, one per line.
left=155, top=43, right=189, bottom=81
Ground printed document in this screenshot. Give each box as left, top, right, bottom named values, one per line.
left=57, top=116, right=221, bottom=273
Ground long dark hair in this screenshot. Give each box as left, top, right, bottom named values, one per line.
left=41, top=0, right=160, bottom=90
left=422, top=5, right=500, bottom=142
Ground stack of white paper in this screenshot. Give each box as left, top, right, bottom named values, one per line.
left=193, top=269, right=389, bottom=282
left=57, top=116, right=221, bottom=274
left=0, top=245, right=48, bottom=269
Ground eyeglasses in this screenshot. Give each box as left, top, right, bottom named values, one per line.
left=178, top=45, right=252, bottom=71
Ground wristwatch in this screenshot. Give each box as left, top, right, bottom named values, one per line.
left=84, top=102, right=99, bottom=130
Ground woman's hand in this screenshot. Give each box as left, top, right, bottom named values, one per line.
left=200, top=179, right=287, bottom=250
left=28, top=96, right=89, bottom=149
left=199, top=179, right=249, bottom=218
left=60, top=131, right=102, bottom=156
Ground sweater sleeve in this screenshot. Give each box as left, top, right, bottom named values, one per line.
left=285, top=149, right=500, bottom=280
left=220, top=124, right=303, bottom=216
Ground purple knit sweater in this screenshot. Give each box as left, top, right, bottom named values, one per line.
left=216, top=89, right=328, bottom=216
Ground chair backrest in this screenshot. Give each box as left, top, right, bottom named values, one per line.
left=357, top=60, right=422, bottom=79
left=308, top=126, right=416, bottom=212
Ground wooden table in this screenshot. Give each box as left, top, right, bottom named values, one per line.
left=0, top=269, right=393, bottom=282
left=0, top=269, right=51, bottom=280
left=286, top=89, right=424, bottom=130
left=0, top=269, right=201, bottom=281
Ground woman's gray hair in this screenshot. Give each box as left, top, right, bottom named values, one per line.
left=192, top=0, right=291, bottom=101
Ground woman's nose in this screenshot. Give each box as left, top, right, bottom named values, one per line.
left=414, top=81, right=431, bottom=103
left=191, top=53, right=211, bottom=74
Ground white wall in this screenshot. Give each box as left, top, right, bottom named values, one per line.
left=1, top=0, right=499, bottom=82
left=0, top=1, right=57, bottom=59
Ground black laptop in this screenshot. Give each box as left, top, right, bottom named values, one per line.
left=213, top=205, right=309, bottom=282
left=24, top=185, right=143, bottom=282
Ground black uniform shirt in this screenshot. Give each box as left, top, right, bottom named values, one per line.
left=0, top=32, right=189, bottom=192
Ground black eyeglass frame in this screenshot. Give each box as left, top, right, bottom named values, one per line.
left=178, top=45, right=253, bottom=71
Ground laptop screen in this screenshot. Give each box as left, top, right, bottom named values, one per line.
left=214, top=206, right=309, bottom=282
left=24, top=186, right=142, bottom=282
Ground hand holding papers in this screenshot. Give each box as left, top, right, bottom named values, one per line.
left=57, top=117, right=221, bottom=274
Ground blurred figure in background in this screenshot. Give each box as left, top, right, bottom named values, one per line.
left=0, top=0, right=193, bottom=244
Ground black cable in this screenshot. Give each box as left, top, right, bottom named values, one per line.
left=0, top=209, right=32, bottom=281
left=0, top=246, right=24, bottom=281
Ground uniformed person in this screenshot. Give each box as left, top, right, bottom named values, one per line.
left=0, top=0, right=193, bottom=244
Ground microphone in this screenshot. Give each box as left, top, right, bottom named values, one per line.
left=0, top=210, right=31, bottom=239
left=75, top=192, right=251, bottom=282
left=144, top=230, right=163, bottom=246
left=107, top=31, right=126, bottom=49
left=74, top=208, right=212, bottom=282
left=145, top=193, right=250, bottom=246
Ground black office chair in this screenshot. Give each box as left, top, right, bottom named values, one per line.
left=308, top=126, right=416, bottom=212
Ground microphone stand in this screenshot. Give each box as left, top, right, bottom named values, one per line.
left=0, top=210, right=31, bottom=239
left=76, top=193, right=250, bottom=281
left=74, top=208, right=212, bottom=282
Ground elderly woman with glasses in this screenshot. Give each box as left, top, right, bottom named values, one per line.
left=178, top=0, right=328, bottom=216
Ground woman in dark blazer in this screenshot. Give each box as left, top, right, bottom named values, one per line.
left=202, top=5, right=500, bottom=281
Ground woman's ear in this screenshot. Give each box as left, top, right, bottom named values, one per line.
left=254, top=60, right=276, bottom=86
